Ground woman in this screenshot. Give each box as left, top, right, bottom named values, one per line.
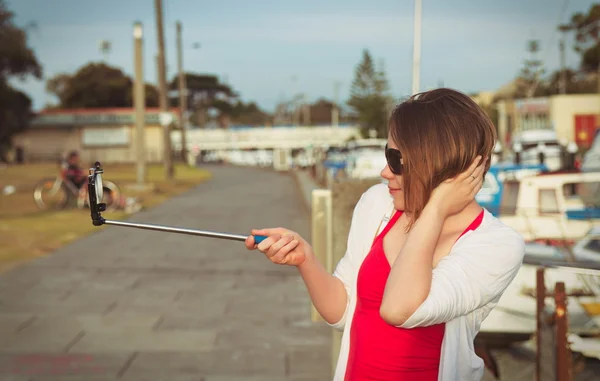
left=245, top=88, right=525, bottom=381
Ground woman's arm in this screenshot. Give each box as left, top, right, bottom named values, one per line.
left=380, top=203, right=444, bottom=326
left=380, top=157, right=485, bottom=326
left=247, top=189, right=370, bottom=328
left=297, top=251, right=349, bottom=326
left=398, top=237, right=524, bottom=328
left=380, top=204, right=525, bottom=328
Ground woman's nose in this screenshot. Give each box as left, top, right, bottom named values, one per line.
left=380, top=164, right=394, bottom=180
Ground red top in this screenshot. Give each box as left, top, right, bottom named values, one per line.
left=345, top=209, right=484, bottom=381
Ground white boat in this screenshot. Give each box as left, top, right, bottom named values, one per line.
left=344, top=139, right=387, bottom=180
left=498, top=171, right=600, bottom=243
left=480, top=233, right=600, bottom=351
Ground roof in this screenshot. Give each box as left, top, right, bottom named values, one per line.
left=31, top=107, right=181, bottom=127
left=37, top=107, right=180, bottom=115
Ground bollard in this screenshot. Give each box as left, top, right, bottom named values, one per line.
left=555, top=282, right=572, bottom=381
left=310, top=189, right=333, bottom=322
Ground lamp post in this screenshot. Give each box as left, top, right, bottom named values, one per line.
left=566, top=141, right=578, bottom=171
left=176, top=21, right=189, bottom=163
left=133, top=21, right=146, bottom=187
left=513, top=142, right=523, bottom=165
left=154, top=0, right=174, bottom=180
left=411, top=0, right=422, bottom=95
left=537, top=142, right=546, bottom=166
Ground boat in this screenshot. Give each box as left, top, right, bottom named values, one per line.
left=498, top=171, right=600, bottom=243
left=476, top=162, right=548, bottom=217
left=479, top=227, right=600, bottom=350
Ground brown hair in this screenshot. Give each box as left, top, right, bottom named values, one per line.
left=389, top=88, right=496, bottom=230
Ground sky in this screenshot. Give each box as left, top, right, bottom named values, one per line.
left=6, top=0, right=598, bottom=113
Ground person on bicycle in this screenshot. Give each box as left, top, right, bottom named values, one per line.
left=62, top=151, right=86, bottom=188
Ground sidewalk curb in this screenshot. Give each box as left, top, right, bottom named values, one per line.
left=291, top=169, right=321, bottom=215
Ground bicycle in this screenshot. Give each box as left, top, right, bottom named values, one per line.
left=33, top=167, right=121, bottom=212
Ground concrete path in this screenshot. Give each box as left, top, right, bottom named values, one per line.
left=0, top=165, right=332, bottom=381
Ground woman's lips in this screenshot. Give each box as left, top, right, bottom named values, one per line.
left=388, top=187, right=401, bottom=194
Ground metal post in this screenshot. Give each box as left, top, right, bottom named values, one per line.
left=411, top=0, right=422, bottom=95
left=559, top=38, right=566, bottom=95
left=176, top=21, right=188, bottom=163
left=133, top=21, right=146, bottom=186
left=291, top=76, right=298, bottom=126
left=154, top=0, right=174, bottom=179
left=555, top=282, right=572, bottom=381
left=537, top=142, right=546, bottom=166
left=332, top=81, right=341, bottom=127
left=536, top=268, right=544, bottom=381
left=514, top=142, right=522, bottom=165
left=303, top=93, right=311, bottom=126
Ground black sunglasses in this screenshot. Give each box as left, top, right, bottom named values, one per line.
left=385, top=144, right=403, bottom=175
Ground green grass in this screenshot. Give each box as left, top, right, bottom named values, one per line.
left=0, top=162, right=211, bottom=272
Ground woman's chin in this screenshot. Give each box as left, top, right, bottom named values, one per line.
left=393, top=199, right=404, bottom=211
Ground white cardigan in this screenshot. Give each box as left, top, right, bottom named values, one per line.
left=329, top=183, right=525, bottom=381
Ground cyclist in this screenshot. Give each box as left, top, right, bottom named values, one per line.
left=61, top=151, right=86, bottom=188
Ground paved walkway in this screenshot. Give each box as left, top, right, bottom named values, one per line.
left=0, top=165, right=332, bottom=381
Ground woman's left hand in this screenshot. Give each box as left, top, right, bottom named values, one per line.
left=429, top=156, right=485, bottom=218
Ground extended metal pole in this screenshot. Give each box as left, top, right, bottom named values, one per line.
left=103, top=219, right=250, bottom=242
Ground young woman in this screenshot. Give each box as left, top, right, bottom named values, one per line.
left=245, top=88, right=525, bottom=381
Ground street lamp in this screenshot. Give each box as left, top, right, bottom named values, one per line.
left=537, top=142, right=546, bottom=166
left=566, top=141, right=578, bottom=171
left=513, top=142, right=522, bottom=165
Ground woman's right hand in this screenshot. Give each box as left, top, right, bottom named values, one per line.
left=245, top=228, right=312, bottom=266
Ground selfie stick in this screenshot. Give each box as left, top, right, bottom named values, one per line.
left=87, top=162, right=266, bottom=244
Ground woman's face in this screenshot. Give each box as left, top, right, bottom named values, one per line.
left=380, top=136, right=405, bottom=211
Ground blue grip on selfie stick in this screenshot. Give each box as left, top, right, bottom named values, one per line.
left=254, top=235, right=267, bottom=244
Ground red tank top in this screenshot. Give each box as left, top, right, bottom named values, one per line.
left=345, top=209, right=484, bottom=381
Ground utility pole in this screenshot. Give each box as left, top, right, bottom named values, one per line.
left=291, top=75, right=298, bottom=126
left=559, top=37, right=566, bottom=94
left=332, top=81, right=341, bottom=127
left=411, top=0, right=422, bottom=95
left=176, top=21, right=188, bottom=163
left=133, top=21, right=146, bottom=187
left=302, top=93, right=310, bottom=126
left=154, top=0, right=173, bottom=179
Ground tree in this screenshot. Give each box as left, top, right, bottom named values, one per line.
left=169, top=73, right=271, bottom=127
left=515, top=39, right=546, bottom=98
left=227, top=100, right=270, bottom=126
left=169, top=73, right=238, bottom=127
left=46, top=62, right=158, bottom=108
left=560, top=4, right=600, bottom=74
left=347, top=49, right=393, bottom=138
left=542, top=68, right=597, bottom=95
left=0, top=0, right=42, bottom=161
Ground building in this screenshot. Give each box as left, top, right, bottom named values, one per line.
left=496, top=94, right=600, bottom=151
left=13, top=108, right=180, bottom=164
